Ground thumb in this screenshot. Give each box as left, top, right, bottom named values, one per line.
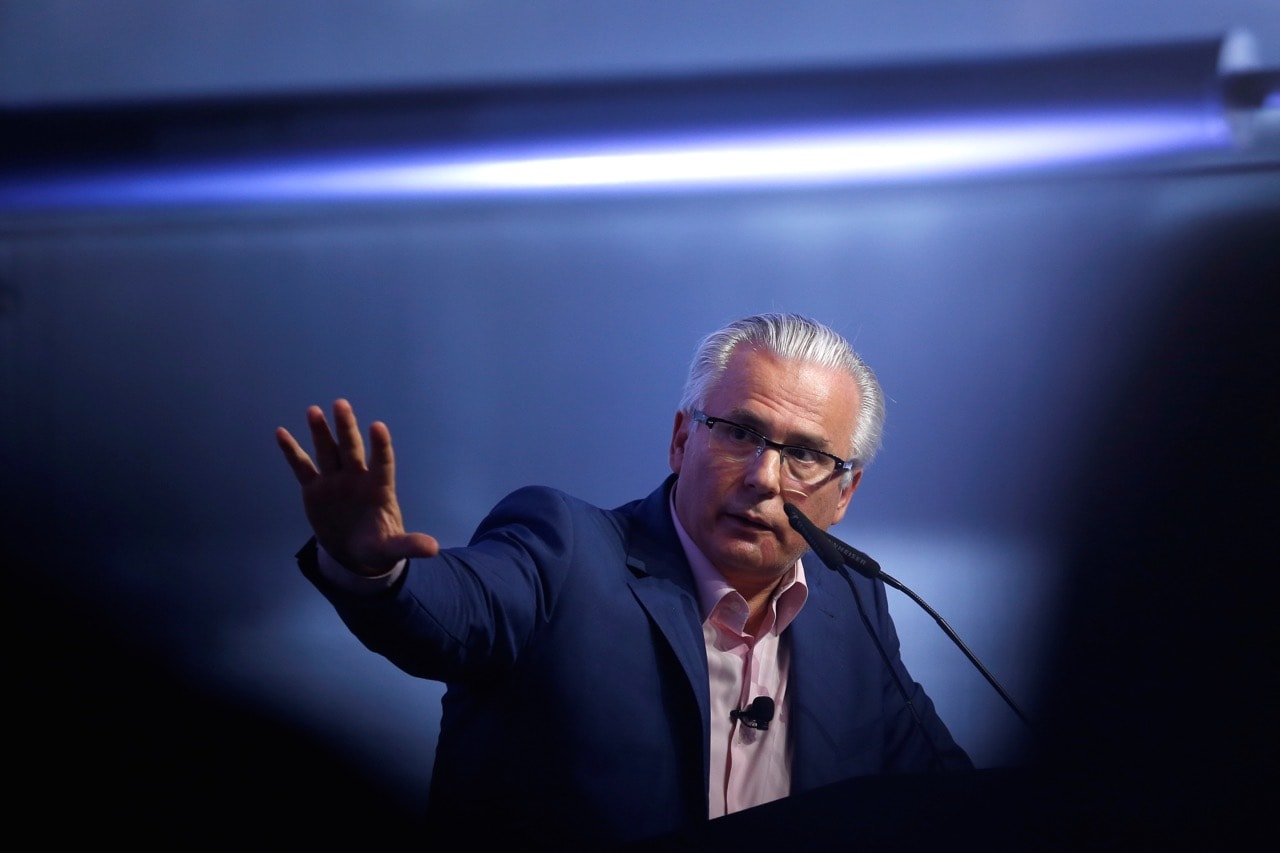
left=385, top=531, right=441, bottom=561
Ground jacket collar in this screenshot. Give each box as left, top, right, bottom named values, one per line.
left=620, top=475, right=696, bottom=591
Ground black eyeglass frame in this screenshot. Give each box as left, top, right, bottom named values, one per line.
left=691, top=410, right=857, bottom=483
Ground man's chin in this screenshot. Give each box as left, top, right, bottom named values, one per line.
left=707, top=538, right=793, bottom=581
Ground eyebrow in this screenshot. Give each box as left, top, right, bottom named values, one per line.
left=724, top=408, right=833, bottom=452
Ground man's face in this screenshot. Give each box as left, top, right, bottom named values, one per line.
left=669, top=346, right=862, bottom=593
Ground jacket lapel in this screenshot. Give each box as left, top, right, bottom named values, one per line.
left=620, top=477, right=711, bottom=786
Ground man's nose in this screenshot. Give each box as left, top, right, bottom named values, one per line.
left=742, top=445, right=784, bottom=494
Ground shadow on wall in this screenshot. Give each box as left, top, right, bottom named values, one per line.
left=1032, top=206, right=1279, bottom=842
left=10, top=560, right=423, bottom=841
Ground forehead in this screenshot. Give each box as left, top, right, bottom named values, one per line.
left=704, top=347, right=859, bottom=450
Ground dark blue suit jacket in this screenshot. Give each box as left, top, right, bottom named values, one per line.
left=303, top=476, right=969, bottom=845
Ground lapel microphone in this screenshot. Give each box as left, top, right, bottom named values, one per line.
left=730, top=695, right=776, bottom=730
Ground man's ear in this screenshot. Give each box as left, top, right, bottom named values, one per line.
left=829, top=469, right=862, bottom=524
left=669, top=410, right=691, bottom=474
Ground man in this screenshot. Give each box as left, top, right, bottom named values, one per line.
left=277, top=313, right=969, bottom=845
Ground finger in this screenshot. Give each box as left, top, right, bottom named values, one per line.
left=368, top=420, right=396, bottom=489
left=332, top=398, right=367, bottom=470
left=275, top=426, right=319, bottom=485
left=306, top=405, right=342, bottom=474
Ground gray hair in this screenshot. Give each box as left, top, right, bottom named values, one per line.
left=678, top=313, right=885, bottom=468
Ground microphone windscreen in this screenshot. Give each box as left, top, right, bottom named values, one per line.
left=784, top=503, right=845, bottom=572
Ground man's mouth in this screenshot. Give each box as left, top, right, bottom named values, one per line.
left=727, top=512, right=774, bottom=533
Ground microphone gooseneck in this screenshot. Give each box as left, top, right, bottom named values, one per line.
left=785, top=502, right=947, bottom=766
left=783, top=502, right=1033, bottom=732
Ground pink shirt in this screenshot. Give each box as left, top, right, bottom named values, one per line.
left=670, top=496, right=809, bottom=818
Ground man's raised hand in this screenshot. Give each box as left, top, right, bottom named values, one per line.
left=276, top=399, right=439, bottom=575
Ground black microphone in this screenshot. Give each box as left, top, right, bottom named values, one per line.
left=782, top=503, right=847, bottom=574
left=729, top=696, right=775, bottom=730
left=822, top=530, right=883, bottom=580
left=784, top=502, right=881, bottom=580
left=784, top=501, right=1033, bottom=731
left=784, top=501, right=952, bottom=765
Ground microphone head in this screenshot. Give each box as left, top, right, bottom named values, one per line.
left=784, top=502, right=845, bottom=572
left=732, top=696, right=776, bottom=730
left=786, top=502, right=882, bottom=579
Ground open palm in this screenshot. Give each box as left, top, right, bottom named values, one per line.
left=277, top=399, right=439, bottom=575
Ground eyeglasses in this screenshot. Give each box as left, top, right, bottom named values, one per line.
left=692, top=411, right=855, bottom=488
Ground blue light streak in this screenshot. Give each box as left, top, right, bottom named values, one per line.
left=2, top=108, right=1234, bottom=211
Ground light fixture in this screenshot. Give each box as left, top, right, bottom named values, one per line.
left=1, top=33, right=1275, bottom=212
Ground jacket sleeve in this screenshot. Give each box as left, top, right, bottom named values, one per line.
left=298, top=485, right=586, bottom=684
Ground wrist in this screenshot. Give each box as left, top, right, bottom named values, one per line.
left=315, top=543, right=406, bottom=592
